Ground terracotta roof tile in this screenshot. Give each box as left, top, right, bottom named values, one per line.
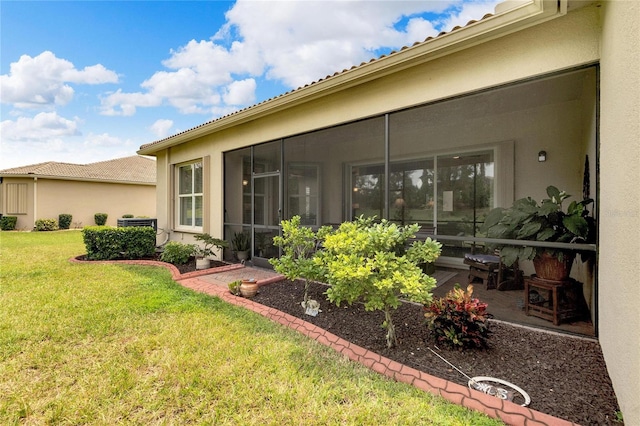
left=0, top=156, right=156, bottom=184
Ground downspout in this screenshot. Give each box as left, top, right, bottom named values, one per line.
left=33, top=176, right=38, bottom=230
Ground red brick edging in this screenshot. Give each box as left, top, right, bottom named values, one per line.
left=70, top=257, right=577, bottom=426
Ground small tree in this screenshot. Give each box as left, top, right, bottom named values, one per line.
left=269, top=216, right=325, bottom=313
left=316, top=216, right=442, bottom=348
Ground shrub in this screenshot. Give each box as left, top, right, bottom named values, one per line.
left=316, top=216, right=442, bottom=348
left=82, top=226, right=155, bottom=260
left=270, top=216, right=324, bottom=311
left=228, top=280, right=242, bottom=296
left=35, top=218, right=59, bottom=231
left=0, top=216, right=18, bottom=231
left=122, top=214, right=134, bottom=218
left=94, top=213, right=108, bottom=226
left=160, top=241, right=195, bottom=265
left=58, top=213, right=73, bottom=230
left=424, top=284, right=491, bottom=350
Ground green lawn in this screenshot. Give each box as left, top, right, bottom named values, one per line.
left=0, top=231, right=502, bottom=425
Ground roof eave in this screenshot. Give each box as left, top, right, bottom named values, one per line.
left=138, top=0, right=565, bottom=156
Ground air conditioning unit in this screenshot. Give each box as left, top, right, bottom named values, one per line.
left=117, top=218, right=157, bottom=232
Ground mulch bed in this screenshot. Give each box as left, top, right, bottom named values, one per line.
left=251, top=279, right=621, bottom=425
left=82, top=256, right=621, bottom=424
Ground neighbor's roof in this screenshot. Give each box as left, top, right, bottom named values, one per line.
left=0, top=155, right=156, bottom=184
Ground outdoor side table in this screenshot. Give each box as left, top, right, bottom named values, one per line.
left=524, top=276, right=586, bottom=326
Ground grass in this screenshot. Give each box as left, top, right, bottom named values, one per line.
left=0, top=230, right=503, bottom=425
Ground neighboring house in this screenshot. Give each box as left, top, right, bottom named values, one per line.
left=138, top=1, right=639, bottom=422
left=0, top=156, right=156, bottom=230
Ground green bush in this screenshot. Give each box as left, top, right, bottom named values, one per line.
left=316, top=216, right=442, bottom=348
left=160, top=241, right=195, bottom=265
left=82, top=226, right=156, bottom=260
left=35, top=218, right=59, bottom=231
left=94, top=213, right=108, bottom=226
left=424, top=284, right=491, bottom=350
left=270, top=216, right=323, bottom=312
left=58, top=213, right=73, bottom=230
left=0, top=216, right=17, bottom=231
left=121, top=214, right=134, bottom=218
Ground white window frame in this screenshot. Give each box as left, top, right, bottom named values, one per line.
left=175, top=160, right=203, bottom=232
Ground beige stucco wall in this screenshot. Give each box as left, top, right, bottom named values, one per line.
left=0, top=177, right=156, bottom=230
left=599, top=1, right=640, bottom=423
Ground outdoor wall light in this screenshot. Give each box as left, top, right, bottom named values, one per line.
left=242, top=179, right=248, bottom=186
left=538, top=150, right=547, bottom=162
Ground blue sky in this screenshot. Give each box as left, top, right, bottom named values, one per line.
left=1, top=0, right=499, bottom=169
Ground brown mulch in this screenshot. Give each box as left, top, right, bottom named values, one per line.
left=251, top=279, right=622, bottom=426
left=86, top=256, right=621, bottom=424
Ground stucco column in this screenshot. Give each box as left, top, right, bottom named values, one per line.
left=598, top=1, right=640, bottom=424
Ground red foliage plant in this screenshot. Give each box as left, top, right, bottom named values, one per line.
left=424, top=284, right=491, bottom=350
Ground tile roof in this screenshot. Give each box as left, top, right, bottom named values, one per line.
left=0, top=155, right=156, bottom=184
left=139, top=10, right=495, bottom=151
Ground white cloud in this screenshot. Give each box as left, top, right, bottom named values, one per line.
left=83, top=132, right=124, bottom=147
left=218, top=0, right=461, bottom=88
left=440, top=1, right=502, bottom=30
left=149, top=119, right=174, bottom=138
left=223, top=79, right=256, bottom=106
left=0, top=51, right=118, bottom=109
left=0, top=112, right=80, bottom=141
left=98, top=0, right=498, bottom=119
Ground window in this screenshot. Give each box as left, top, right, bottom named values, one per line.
left=7, top=183, right=27, bottom=214
left=176, top=161, right=203, bottom=230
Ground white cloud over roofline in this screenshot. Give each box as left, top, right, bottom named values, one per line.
left=98, top=0, right=499, bottom=119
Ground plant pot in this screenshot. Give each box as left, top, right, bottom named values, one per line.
left=195, top=258, right=211, bottom=270
left=236, top=250, right=250, bottom=261
left=240, top=279, right=259, bottom=298
left=533, top=251, right=575, bottom=282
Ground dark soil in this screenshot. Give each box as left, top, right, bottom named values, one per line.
left=251, top=279, right=621, bottom=426
left=86, top=256, right=621, bottom=425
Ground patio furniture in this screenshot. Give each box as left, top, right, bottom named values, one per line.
left=464, top=253, right=523, bottom=290
left=524, top=276, right=587, bottom=325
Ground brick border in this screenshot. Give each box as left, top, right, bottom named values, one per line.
left=71, top=257, right=578, bottom=426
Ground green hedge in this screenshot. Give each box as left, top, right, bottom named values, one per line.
left=0, top=216, right=17, bottom=231
left=82, top=226, right=156, bottom=260
left=59, top=213, right=72, bottom=230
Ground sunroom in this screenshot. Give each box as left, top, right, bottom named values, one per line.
left=222, top=65, right=598, bottom=336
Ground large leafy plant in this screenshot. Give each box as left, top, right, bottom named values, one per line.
left=316, top=216, right=441, bottom=348
left=481, top=186, right=595, bottom=266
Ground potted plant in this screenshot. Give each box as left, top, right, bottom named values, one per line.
left=255, top=232, right=270, bottom=257
left=228, top=280, right=242, bottom=296
left=240, top=278, right=259, bottom=298
left=193, top=233, right=228, bottom=270
left=232, top=231, right=251, bottom=261
left=482, top=186, right=596, bottom=281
